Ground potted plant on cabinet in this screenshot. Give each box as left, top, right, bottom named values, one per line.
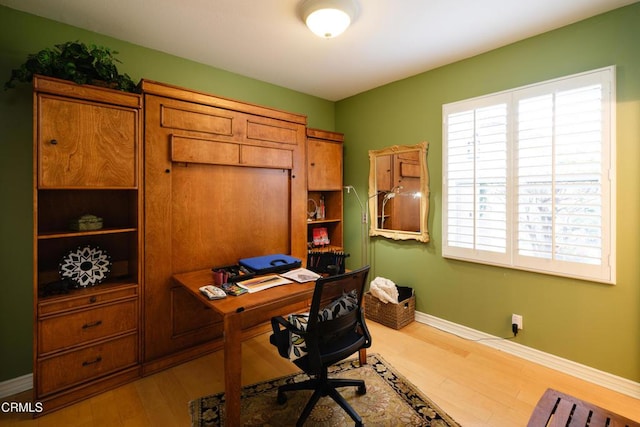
left=4, top=41, right=137, bottom=92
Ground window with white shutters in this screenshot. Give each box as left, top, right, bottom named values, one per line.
left=442, top=67, right=615, bottom=284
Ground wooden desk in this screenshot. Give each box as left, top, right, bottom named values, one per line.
left=174, top=269, right=366, bottom=425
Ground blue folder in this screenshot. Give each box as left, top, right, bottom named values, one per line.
left=239, top=254, right=302, bottom=275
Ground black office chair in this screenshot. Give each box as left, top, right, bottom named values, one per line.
left=269, top=266, right=372, bottom=427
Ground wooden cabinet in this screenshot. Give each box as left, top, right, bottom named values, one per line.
left=141, top=80, right=307, bottom=372
left=306, top=128, right=344, bottom=251
left=32, top=76, right=142, bottom=414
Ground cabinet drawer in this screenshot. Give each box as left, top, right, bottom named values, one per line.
left=38, top=285, right=137, bottom=316
left=39, top=300, right=137, bottom=354
left=37, top=333, right=138, bottom=396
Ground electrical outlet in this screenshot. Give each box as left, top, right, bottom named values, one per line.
left=512, top=314, right=523, bottom=330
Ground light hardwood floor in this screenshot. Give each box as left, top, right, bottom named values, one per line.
left=1, top=320, right=638, bottom=426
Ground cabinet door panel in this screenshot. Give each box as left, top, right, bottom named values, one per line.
left=307, top=139, right=342, bottom=190
left=38, top=96, right=137, bottom=188
left=161, top=104, right=234, bottom=136
left=241, top=145, right=293, bottom=169
left=246, top=117, right=299, bottom=145
left=376, top=155, right=392, bottom=192
left=171, top=135, right=239, bottom=165
left=400, top=161, right=420, bottom=178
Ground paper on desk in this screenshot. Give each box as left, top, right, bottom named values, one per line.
left=237, top=274, right=293, bottom=293
left=279, top=268, right=322, bottom=283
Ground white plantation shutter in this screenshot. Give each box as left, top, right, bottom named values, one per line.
left=445, top=101, right=510, bottom=265
left=445, top=110, right=475, bottom=249
left=516, top=93, right=554, bottom=260
left=473, top=104, right=508, bottom=254
left=443, top=67, right=615, bottom=284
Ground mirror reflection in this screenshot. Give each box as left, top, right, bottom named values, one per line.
left=368, top=142, right=430, bottom=242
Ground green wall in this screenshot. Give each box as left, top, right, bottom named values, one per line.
left=1, top=3, right=638, bottom=386
left=337, top=3, right=640, bottom=382
left=0, top=6, right=335, bottom=382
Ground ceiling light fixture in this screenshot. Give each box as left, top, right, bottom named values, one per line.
left=301, top=0, right=358, bottom=39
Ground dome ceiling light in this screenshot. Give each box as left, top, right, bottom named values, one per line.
left=301, top=0, right=358, bottom=39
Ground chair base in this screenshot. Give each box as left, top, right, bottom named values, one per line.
left=277, top=375, right=366, bottom=427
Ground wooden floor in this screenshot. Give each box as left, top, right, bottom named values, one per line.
left=1, top=320, right=638, bottom=426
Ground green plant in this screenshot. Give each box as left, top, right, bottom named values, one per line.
left=4, top=41, right=137, bottom=92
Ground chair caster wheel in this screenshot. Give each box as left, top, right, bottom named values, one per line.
left=277, top=391, right=287, bottom=404
left=357, top=384, right=366, bottom=395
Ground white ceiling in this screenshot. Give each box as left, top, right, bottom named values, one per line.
left=1, top=0, right=636, bottom=101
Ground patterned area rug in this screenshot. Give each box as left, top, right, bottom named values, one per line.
left=189, top=353, right=460, bottom=426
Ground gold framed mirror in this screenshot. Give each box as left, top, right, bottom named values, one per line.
left=368, top=141, right=430, bottom=242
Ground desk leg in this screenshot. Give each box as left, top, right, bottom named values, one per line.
left=359, top=348, right=367, bottom=365
left=224, top=313, right=242, bottom=425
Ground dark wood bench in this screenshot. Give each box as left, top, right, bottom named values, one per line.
left=528, top=388, right=639, bottom=427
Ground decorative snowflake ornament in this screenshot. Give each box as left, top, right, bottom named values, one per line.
left=59, top=245, right=112, bottom=288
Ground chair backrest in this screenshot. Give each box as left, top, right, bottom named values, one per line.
left=527, top=388, right=640, bottom=427
left=304, top=266, right=371, bottom=369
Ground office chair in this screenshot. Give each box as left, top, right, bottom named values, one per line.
left=270, top=266, right=372, bottom=427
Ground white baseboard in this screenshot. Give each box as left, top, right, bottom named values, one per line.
left=415, top=311, right=640, bottom=400
left=0, top=373, right=32, bottom=399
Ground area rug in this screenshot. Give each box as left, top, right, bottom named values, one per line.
left=189, top=353, right=460, bottom=426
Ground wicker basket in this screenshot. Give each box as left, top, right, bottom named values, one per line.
left=364, top=291, right=415, bottom=329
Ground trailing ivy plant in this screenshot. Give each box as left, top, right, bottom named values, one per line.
left=4, top=41, right=137, bottom=92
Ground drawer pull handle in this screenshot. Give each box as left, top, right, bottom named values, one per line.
left=82, top=356, right=102, bottom=366
left=82, top=320, right=103, bottom=329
